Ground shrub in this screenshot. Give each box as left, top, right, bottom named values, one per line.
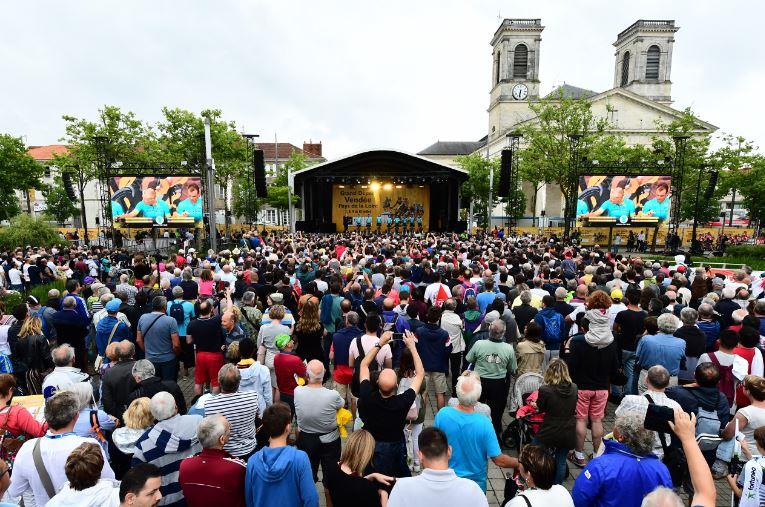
left=0, top=214, right=62, bottom=251
left=725, top=245, right=765, bottom=258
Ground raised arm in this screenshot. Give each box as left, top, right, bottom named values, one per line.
left=403, top=329, right=424, bottom=394
left=360, top=331, right=392, bottom=383
left=669, top=410, right=716, bottom=507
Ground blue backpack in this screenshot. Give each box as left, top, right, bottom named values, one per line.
left=169, top=301, right=186, bottom=325
left=0, top=354, right=13, bottom=374
left=539, top=311, right=563, bottom=345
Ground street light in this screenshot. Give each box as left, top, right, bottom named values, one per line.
left=241, top=133, right=261, bottom=225
left=565, top=134, right=583, bottom=239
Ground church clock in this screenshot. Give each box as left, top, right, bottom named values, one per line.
left=511, top=83, right=528, bottom=100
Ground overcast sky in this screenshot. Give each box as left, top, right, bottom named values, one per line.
left=1, top=1, right=763, bottom=159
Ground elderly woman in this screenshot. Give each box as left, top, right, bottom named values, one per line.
left=572, top=413, right=672, bottom=507
left=675, top=307, right=706, bottom=384
left=65, top=382, right=118, bottom=456
left=635, top=313, right=686, bottom=394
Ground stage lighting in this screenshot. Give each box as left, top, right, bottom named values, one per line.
left=383, top=183, right=392, bottom=191
left=370, top=182, right=380, bottom=191
left=338, top=185, right=345, bottom=188
left=395, top=185, right=402, bottom=189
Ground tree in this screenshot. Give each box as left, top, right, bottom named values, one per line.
left=731, top=154, right=765, bottom=232
left=266, top=151, right=304, bottom=224
left=232, top=171, right=261, bottom=224
left=53, top=106, right=156, bottom=242
left=516, top=92, right=609, bottom=225
left=456, top=153, right=500, bottom=229
left=0, top=134, right=44, bottom=221
left=0, top=214, right=61, bottom=250
left=42, top=177, right=79, bottom=225
left=504, top=188, right=526, bottom=224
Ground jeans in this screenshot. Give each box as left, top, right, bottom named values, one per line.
left=151, top=358, right=179, bottom=382
left=449, top=351, right=465, bottom=396
left=612, top=350, right=637, bottom=397
left=480, top=377, right=509, bottom=437
left=532, top=437, right=568, bottom=485
left=371, top=439, right=411, bottom=478
left=296, top=433, right=341, bottom=483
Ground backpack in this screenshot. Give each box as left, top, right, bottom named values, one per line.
left=169, top=301, right=186, bottom=325
left=690, top=389, right=723, bottom=451
left=709, top=352, right=736, bottom=407
left=0, top=355, right=11, bottom=375
left=462, top=284, right=477, bottom=303
left=351, top=336, right=379, bottom=398
left=538, top=311, right=563, bottom=345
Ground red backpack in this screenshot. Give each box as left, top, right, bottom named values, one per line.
left=434, top=284, right=449, bottom=307
left=709, top=352, right=736, bottom=407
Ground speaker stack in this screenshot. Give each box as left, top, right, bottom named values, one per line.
left=253, top=149, right=267, bottom=198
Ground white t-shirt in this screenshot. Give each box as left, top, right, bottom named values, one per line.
left=699, top=351, right=748, bottom=380
left=738, top=405, right=765, bottom=444
left=735, top=348, right=765, bottom=377
left=607, top=303, right=627, bottom=328
left=348, top=334, right=392, bottom=368
left=424, top=283, right=451, bottom=305
left=505, top=485, right=574, bottom=507
left=8, top=268, right=22, bottom=286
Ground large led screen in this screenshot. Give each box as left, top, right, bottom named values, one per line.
left=110, top=176, right=203, bottom=227
left=576, top=175, right=671, bottom=225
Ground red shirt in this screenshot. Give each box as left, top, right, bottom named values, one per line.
left=274, top=352, right=306, bottom=395
left=175, top=254, right=186, bottom=268
left=179, top=448, right=246, bottom=507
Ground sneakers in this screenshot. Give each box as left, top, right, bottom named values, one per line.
left=711, top=459, right=728, bottom=480
left=567, top=451, right=587, bottom=468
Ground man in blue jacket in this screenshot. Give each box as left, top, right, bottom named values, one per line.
left=95, top=298, right=132, bottom=364
left=415, top=306, right=452, bottom=410
left=572, top=412, right=672, bottom=507
left=534, top=295, right=566, bottom=366
left=246, top=402, right=318, bottom=507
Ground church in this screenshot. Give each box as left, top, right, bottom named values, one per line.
left=418, top=18, right=717, bottom=226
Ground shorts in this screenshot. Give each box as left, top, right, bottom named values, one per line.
left=265, top=351, right=277, bottom=388
left=425, top=372, right=448, bottom=394
left=194, top=351, right=225, bottom=387
left=334, top=380, right=351, bottom=401
left=575, top=389, right=608, bottom=421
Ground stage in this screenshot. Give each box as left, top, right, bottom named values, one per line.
left=293, top=150, right=468, bottom=232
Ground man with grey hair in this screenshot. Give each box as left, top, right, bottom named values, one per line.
left=117, top=273, right=138, bottom=305
left=204, top=363, right=260, bottom=459
left=132, top=392, right=202, bottom=506
left=529, top=277, right=548, bottom=300
left=8, top=391, right=115, bottom=505
left=674, top=307, right=706, bottom=383
left=127, top=359, right=187, bottom=415
left=137, top=295, right=181, bottom=382
left=52, top=295, right=90, bottom=371
left=636, top=313, right=685, bottom=393
left=511, top=290, right=538, bottom=333
left=40, top=287, right=60, bottom=342
left=715, top=286, right=740, bottom=329
left=179, top=415, right=246, bottom=506
left=465, top=319, right=516, bottom=437
left=615, top=365, right=681, bottom=458
left=41, top=343, right=90, bottom=399
left=572, top=413, right=671, bottom=505
left=435, top=370, right=518, bottom=491
left=440, top=298, right=465, bottom=397
left=102, top=340, right=138, bottom=421
left=239, top=290, right=262, bottom=338
left=295, top=359, right=344, bottom=483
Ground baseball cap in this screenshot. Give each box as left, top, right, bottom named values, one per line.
left=275, top=334, right=292, bottom=350
left=610, top=289, right=623, bottom=300
left=269, top=292, right=284, bottom=304
left=105, top=299, right=122, bottom=312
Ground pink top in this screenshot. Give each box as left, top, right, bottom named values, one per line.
left=0, top=405, right=47, bottom=439
left=198, top=279, right=215, bottom=296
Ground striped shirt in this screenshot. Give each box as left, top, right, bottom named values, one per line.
left=204, top=391, right=260, bottom=458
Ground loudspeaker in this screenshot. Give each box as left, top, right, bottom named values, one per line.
left=453, top=221, right=467, bottom=233
left=703, top=170, right=719, bottom=199
left=295, top=221, right=308, bottom=232
left=62, top=172, right=77, bottom=201
left=498, top=149, right=511, bottom=197
left=253, top=149, right=267, bottom=198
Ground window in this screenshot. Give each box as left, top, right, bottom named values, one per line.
left=494, top=52, right=501, bottom=85
left=646, top=45, right=660, bottom=80
left=620, top=52, right=630, bottom=87
left=513, top=44, right=528, bottom=79
left=265, top=209, right=276, bottom=223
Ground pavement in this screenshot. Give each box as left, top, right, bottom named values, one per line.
left=176, top=372, right=736, bottom=506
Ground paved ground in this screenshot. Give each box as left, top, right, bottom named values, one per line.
left=176, top=372, right=736, bottom=506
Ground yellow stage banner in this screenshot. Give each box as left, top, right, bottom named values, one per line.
left=332, top=184, right=430, bottom=231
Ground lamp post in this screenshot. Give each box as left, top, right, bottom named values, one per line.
left=241, top=133, right=260, bottom=225
left=565, top=134, right=583, bottom=240
left=204, top=118, right=216, bottom=252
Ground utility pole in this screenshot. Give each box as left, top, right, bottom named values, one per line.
left=486, top=136, right=493, bottom=230
left=204, top=118, right=217, bottom=252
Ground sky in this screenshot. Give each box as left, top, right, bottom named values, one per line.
left=1, top=1, right=763, bottom=159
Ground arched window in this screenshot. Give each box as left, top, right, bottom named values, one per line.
left=513, top=44, right=528, bottom=79
left=646, top=45, right=660, bottom=80
left=495, top=52, right=501, bottom=85
left=620, top=51, right=630, bottom=87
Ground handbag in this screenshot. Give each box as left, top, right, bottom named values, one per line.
left=94, top=321, right=121, bottom=372
left=0, top=406, right=26, bottom=472
left=645, top=394, right=687, bottom=487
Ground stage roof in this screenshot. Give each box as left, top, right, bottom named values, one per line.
left=293, top=149, right=468, bottom=191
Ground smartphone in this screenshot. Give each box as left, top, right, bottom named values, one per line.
left=383, top=322, right=395, bottom=332
left=392, top=333, right=404, bottom=341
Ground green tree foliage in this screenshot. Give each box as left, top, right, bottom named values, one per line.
left=0, top=134, right=44, bottom=221
left=42, top=176, right=79, bottom=225
left=729, top=154, right=765, bottom=229
left=232, top=171, right=262, bottom=224
left=266, top=151, right=305, bottom=212
left=504, top=188, right=526, bottom=221
left=0, top=214, right=61, bottom=250
left=456, top=153, right=500, bottom=228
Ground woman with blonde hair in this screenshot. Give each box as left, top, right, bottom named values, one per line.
left=12, top=315, right=52, bottom=394
left=324, top=429, right=393, bottom=507
left=295, top=299, right=323, bottom=362
left=535, top=358, right=578, bottom=485
left=111, top=397, right=153, bottom=478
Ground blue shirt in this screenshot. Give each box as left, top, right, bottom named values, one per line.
left=597, top=198, right=636, bottom=218
left=476, top=291, right=496, bottom=314
left=642, top=197, right=670, bottom=220
left=635, top=333, right=686, bottom=375
left=95, top=315, right=131, bottom=360
left=176, top=197, right=203, bottom=221
left=111, top=201, right=125, bottom=217
left=134, top=199, right=171, bottom=220
left=167, top=299, right=195, bottom=336
left=434, top=407, right=500, bottom=491
left=138, top=312, right=179, bottom=363
left=576, top=199, right=588, bottom=217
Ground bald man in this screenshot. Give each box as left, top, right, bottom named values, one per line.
left=294, top=360, right=344, bottom=487
left=358, top=330, right=424, bottom=478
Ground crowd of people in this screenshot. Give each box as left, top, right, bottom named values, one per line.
left=0, top=229, right=764, bottom=506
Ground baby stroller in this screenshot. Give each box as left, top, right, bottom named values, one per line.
left=502, top=372, right=544, bottom=451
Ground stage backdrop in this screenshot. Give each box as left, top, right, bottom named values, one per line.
left=332, top=184, right=430, bottom=230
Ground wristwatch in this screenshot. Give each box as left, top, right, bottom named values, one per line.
left=373, top=341, right=381, bottom=349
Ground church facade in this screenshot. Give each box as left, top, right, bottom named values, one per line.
left=419, top=18, right=717, bottom=225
